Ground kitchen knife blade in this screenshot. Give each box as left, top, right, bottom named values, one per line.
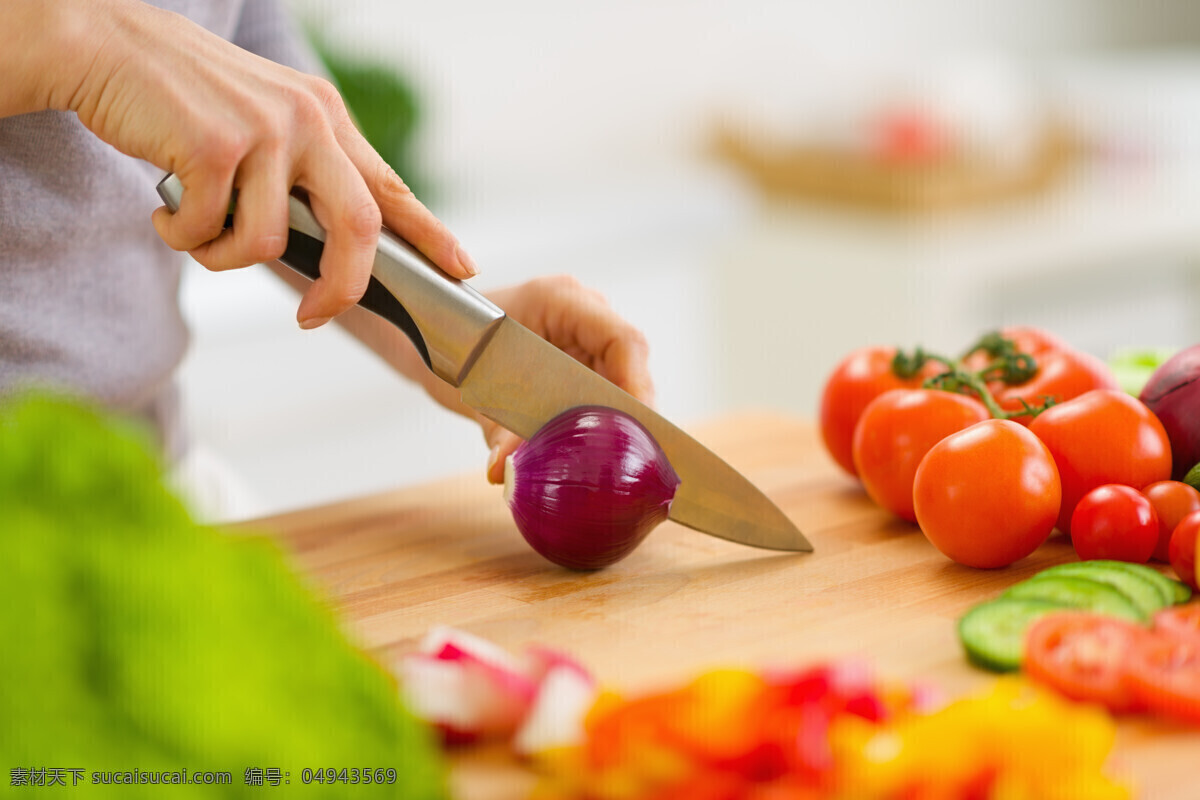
left=156, top=172, right=811, bottom=552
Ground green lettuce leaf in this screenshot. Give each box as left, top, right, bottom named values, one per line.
left=0, top=393, right=447, bottom=798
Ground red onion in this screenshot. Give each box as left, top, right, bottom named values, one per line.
left=503, top=405, right=681, bottom=570
left=1140, top=344, right=1200, bottom=480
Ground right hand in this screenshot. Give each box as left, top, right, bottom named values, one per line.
left=30, top=0, right=477, bottom=328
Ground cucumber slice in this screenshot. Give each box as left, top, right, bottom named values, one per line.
left=1030, top=561, right=1169, bottom=617
left=1092, top=560, right=1190, bottom=605
left=1048, top=559, right=1189, bottom=607
left=1101, top=560, right=1189, bottom=605
left=1004, top=575, right=1147, bottom=623
left=958, top=597, right=1066, bottom=672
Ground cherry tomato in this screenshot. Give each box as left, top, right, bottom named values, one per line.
left=1153, top=604, right=1200, bottom=645
left=1023, top=612, right=1149, bottom=713
left=1169, top=511, right=1200, bottom=592
left=1143, top=480, right=1200, bottom=562
left=1124, top=635, right=1200, bottom=725
left=851, top=389, right=990, bottom=522
left=1069, top=484, right=1159, bottom=563
left=913, top=419, right=1060, bottom=569
left=1028, top=390, right=1173, bottom=537
left=818, top=347, right=938, bottom=478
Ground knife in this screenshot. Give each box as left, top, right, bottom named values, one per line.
left=156, top=172, right=811, bottom=553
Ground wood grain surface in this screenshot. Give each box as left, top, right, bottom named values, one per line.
left=248, top=412, right=1200, bottom=799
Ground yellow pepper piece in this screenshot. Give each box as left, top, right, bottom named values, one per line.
left=664, top=668, right=765, bottom=761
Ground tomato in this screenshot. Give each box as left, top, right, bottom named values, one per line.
left=1069, top=484, right=1159, bottom=563
left=1028, top=390, right=1173, bottom=537
left=1169, top=511, right=1200, bottom=592
left=913, top=419, right=1061, bottom=569
left=818, top=347, right=938, bottom=478
left=1023, top=612, right=1150, bottom=713
left=994, top=349, right=1119, bottom=425
left=1124, top=635, right=1200, bottom=725
left=965, top=327, right=1118, bottom=425
left=851, top=389, right=990, bottom=522
left=963, top=326, right=1071, bottom=368
left=1143, top=480, right=1200, bottom=562
left=1153, top=604, right=1200, bottom=645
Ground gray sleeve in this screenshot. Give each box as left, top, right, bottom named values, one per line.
left=232, top=0, right=327, bottom=78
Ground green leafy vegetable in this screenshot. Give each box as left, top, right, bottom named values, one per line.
left=0, top=393, right=447, bottom=798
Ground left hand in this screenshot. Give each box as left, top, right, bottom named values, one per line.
left=478, top=275, right=655, bottom=482
left=480, top=275, right=657, bottom=482
left=329, top=272, right=655, bottom=484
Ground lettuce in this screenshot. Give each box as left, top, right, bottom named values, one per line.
left=0, top=393, right=447, bottom=798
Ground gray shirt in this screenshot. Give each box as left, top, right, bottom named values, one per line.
left=0, top=0, right=319, bottom=459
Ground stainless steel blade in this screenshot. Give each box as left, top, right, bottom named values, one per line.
left=461, top=319, right=812, bottom=552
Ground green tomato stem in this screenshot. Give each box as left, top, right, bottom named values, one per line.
left=897, top=332, right=1055, bottom=421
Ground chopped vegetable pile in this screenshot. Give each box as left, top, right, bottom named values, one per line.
left=0, top=392, right=447, bottom=798
left=393, top=628, right=1131, bottom=799
left=528, top=664, right=1131, bottom=799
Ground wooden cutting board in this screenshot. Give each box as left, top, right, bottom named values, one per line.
left=248, top=412, right=1199, bottom=799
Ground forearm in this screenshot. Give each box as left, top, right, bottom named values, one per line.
left=0, top=0, right=114, bottom=118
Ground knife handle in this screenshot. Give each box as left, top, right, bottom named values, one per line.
left=155, top=172, right=505, bottom=387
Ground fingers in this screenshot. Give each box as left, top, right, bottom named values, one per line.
left=335, top=117, right=478, bottom=280
left=472, top=275, right=657, bottom=485
left=151, top=163, right=238, bottom=252
left=483, top=423, right=523, bottom=485
left=145, top=71, right=469, bottom=331
left=599, top=332, right=657, bottom=409
left=187, top=149, right=290, bottom=271
left=293, top=149, right=381, bottom=327
left=538, top=277, right=657, bottom=408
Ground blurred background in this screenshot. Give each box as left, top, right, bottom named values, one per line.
left=176, top=0, right=1200, bottom=520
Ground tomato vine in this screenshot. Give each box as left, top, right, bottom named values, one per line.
left=891, top=332, right=1057, bottom=422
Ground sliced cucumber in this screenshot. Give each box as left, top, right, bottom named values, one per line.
left=958, top=597, right=1067, bottom=672
left=1004, top=575, right=1147, bottom=623
left=1030, top=561, right=1169, bottom=617
left=956, top=560, right=1189, bottom=675
left=1049, top=558, right=1191, bottom=607
left=1096, top=561, right=1189, bottom=605
left=1089, top=560, right=1189, bottom=606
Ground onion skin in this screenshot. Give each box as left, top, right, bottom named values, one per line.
left=1140, top=345, right=1200, bottom=480
left=505, top=405, right=681, bottom=570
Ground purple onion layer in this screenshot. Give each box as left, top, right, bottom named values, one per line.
left=1140, top=345, right=1200, bottom=480
left=506, top=405, right=681, bottom=570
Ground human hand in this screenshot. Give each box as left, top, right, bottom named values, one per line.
left=477, top=276, right=655, bottom=484
left=37, top=0, right=476, bottom=327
